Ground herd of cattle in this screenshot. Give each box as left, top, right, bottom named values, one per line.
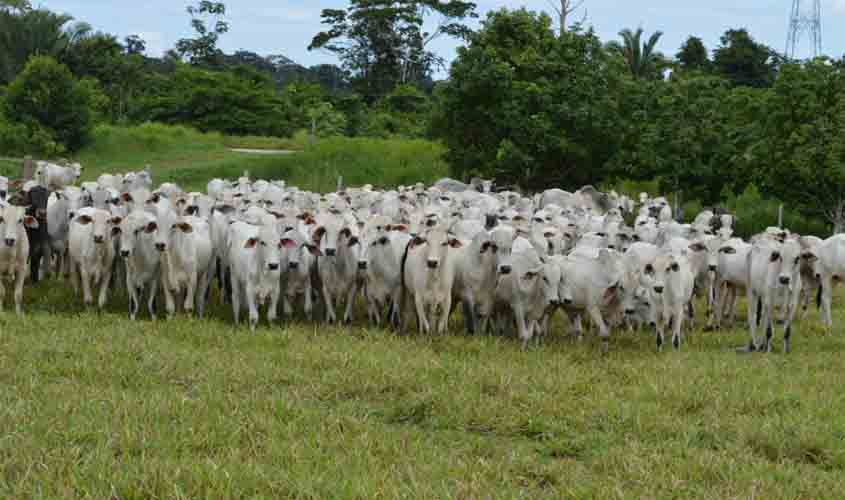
left=0, top=164, right=843, bottom=354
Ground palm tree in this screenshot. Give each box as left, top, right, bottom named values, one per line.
left=616, top=27, right=664, bottom=79
left=0, top=8, right=91, bottom=83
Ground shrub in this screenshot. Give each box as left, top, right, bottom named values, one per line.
left=3, top=55, right=94, bottom=152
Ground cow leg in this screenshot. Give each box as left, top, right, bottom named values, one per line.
left=127, top=276, right=139, bottom=321
left=163, top=282, right=176, bottom=319
left=322, top=288, right=336, bottom=324
left=196, top=270, right=211, bottom=318
left=79, top=268, right=93, bottom=306
left=342, top=284, right=357, bottom=326
left=147, top=279, right=158, bottom=320
left=13, top=268, right=24, bottom=317
left=231, top=282, right=241, bottom=326
left=268, top=288, right=280, bottom=325
left=566, top=311, right=583, bottom=340
left=245, top=283, right=258, bottom=332
left=587, top=306, right=609, bottom=353
left=672, top=305, right=684, bottom=350
left=745, top=290, right=759, bottom=352
left=0, top=278, right=5, bottom=312
left=821, top=276, right=834, bottom=332
left=414, top=294, right=429, bottom=334
left=282, top=293, right=293, bottom=321
left=783, top=286, right=800, bottom=354
left=184, top=272, right=197, bottom=315
left=762, top=296, right=775, bottom=353
left=655, top=307, right=665, bottom=351
left=437, top=294, right=452, bottom=335
left=98, top=268, right=112, bottom=311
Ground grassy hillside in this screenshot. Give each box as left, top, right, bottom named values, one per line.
left=71, top=124, right=447, bottom=193
left=1, top=278, right=844, bottom=498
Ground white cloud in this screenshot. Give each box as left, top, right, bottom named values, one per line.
left=137, top=31, right=166, bottom=57
left=833, top=0, right=845, bottom=14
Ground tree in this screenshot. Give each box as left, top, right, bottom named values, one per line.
left=676, top=36, right=709, bottom=72
left=0, top=7, right=91, bottom=83
left=438, top=8, right=620, bottom=190
left=309, top=0, right=476, bottom=100
left=3, top=56, right=93, bottom=151
left=174, top=1, right=228, bottom=67
left=124, top=34, right=146, bottom=55
left=754, top=60, right=845, bottom=233
left=0, top=0, right=30, bottom=12
left=545, top=0, right=584, bottom=34
left=713, top=28, right=775, bottom=88
left=614, top=27, right=665, bottom=79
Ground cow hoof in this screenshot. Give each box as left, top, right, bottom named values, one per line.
left=735, top=343, right=757, bottom=354
left=344, top=318, right=352, bottom=326
left=703, top=325, right=717, bottom=332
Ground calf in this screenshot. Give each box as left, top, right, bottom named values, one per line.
left=17, top=186, right=50, bottom=283
left=313, top=216, right=361, bottom=324
left=0, top=205, right=38, bottom=315
left=228, top=221, right=283, bottom=331
left=797, top=235, right=823, bottom=319
left=155, top=215, right=214, bottom=318
left=647, top=252, right=695, bottom=350
left=401, top=228, right=463, bottom=334
left=68, top=208, right=121, bottom=309
left=359, top=227, right=411, bottom=328
left=279, top=228, right=318, bottom=321
left=452, top=230, right=499, bottom=333
left=116, top=211, right=161, bottom=320
left=706, top=238, right=752, bottom=330
left=36, top=161, right=82, bottom=190
left=745, top=238, right=803, bottom=353
left=814, top=234, right=845, bottom=333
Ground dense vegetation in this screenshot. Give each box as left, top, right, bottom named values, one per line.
left=0, top=0, right=843, bottom=234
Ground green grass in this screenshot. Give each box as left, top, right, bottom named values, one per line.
left=61, top=124, right=447, bottom=193
left=1, top=278, right=845, bottom=498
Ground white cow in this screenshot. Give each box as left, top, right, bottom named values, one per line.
left=68, top=208, right=121, bottom=309
left=228, top=221, right=283, bottom=331
left=37, top=161, right=82, bottom=190
left=0, top=204, right=38, bottom=315
left=116, top=211, right=161, bottom=320
left=814, top=234, right=845, bottom=333
left=648, top=252, right=695, bottom=350
left=401, top=229, right=463, bottom=334
left=154, top=215, right=214, bottom=318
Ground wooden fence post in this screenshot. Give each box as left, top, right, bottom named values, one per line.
left=21, top=156, right=34, bottom=181
left=778, top=204, right=784, bottom=228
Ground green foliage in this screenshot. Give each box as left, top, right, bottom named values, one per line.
left=306, top=102, right=348, bottom=138
left=676, top=36, right=710, bottom=72
left=753, top=59, right=845, bottom=231
left=440, top=8, right=619, bottom=190
left=174, top=1, right=229, bottom=67
left=3, top=55, right=93, bottom=152
left=361, top=84, right=431, bottom=138
left=309, top=0, right=476, bottom=100
left=139, top=64, right=291, bottom=137
left=614, top=27, right=665, bottom=79
left=713, top=29, right=776, bottom=88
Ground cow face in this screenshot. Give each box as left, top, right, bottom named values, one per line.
left=491, top=226, right=517, bottom=275
left=770, top=239, right=802, bottom=288
left=245, top=224, right=282, bottom=272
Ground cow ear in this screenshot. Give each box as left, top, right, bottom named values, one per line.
left=410, top=236, right=426, bottom=249
left=719, top=246, right=736, bottom=255
left=602, top=283, right=620, bottom=305
left=110, top=216, right=123, bottom=226
left=306, top=244, right=322, bottom=256
left=770, top=251, right=781, bottom=262
left=145, top=221, right=158, bottom=233
left=23, top=216, right=39, bottom=229
left=390, top=223, right=408, bottom=232
left=244, top=237, right=258, bottom=249
left=340, top=227, right=352, bottom=238
left=347, top=236, right=360, bottom=247
left=378, top=236, right=389, bottom=245
left=801, top=252, right=818, bottom=262
left=280, top=238, right=297, bottom=249
left=448, top=238, right=463, bottom=248
left=178, top=222, right=193, bottom=233
left=76, top=214, right=93, bottom=225
left=312, top=227, right=326, bottom=244
left=689, top=242, right=707, bottom=252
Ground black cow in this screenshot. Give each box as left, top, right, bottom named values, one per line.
left=15, top=186, right=51, bottom=283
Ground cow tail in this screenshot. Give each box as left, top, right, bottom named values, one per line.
left=817, top=284, right=823, bottom=310
left=399, top=239, right=413, bottom=329
left=756, top=297, right=762, bottom=327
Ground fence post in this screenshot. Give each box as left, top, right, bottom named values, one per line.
left=337, top=176, right=343, bottom=192
left=778, top=204, right=784, bottom=228
left=21, top=156, right=34, bottom=181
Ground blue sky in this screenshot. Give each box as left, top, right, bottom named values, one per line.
left=38, top=0, right=845, bottom=73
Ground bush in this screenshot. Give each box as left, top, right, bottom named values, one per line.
left=3, top=55, right=94, bottom=152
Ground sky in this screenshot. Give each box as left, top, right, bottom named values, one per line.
left=37, top=0, right=845, bottom=74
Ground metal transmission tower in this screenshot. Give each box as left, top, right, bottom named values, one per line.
left=786, top=0, right=822, bottom=59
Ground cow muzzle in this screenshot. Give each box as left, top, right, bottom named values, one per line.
left=93, top=235, right=105, bottom=244
left=358, top=261, right=368, bottom=270
left=288, top=261, right=299, bottom=270
left=120, top=250, right=130, bottom=258
left=779, top=276, right=791, bottom=285
left=155, top=242, right=167, bottom=252
left=708, top=265, right=717, bottom=272
left=653, top=286, right=664, bottom=294
left=427, top=259, right=439, bottom=269
left=268, top=263, right=280, bottom=271
left=325, top=248, right=336, bottom=257
left=499, top=265, right=512, bottom=275
left=625, top=308, right=636, bottom=315
left=4, top=238, right=15, bottom=247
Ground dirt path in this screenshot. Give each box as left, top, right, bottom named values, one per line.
left=228, top=148, right=298, bottom=155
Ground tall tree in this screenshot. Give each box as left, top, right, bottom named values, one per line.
left=174, top=1, right=228, bottom=67
left=545, top=0, right=584, bottom=34
left=438, top=8, right=620, bottom=190
left=615, top=27, right=665, bottom=79
left=755, top=60, right=845, bottom=233
left=309, top=0, right=476, bottom=100
left=124, top=34, right=146, bottom=55
left=0, top=7, right=91, bottom=83
left=713, top=28, right=775, bottom=88
left=676, top=36, right=709, bottom=72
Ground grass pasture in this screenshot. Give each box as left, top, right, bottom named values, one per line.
left=2, top=125, right=845, bottom=498
left=1, top=277, right=845, bottom=498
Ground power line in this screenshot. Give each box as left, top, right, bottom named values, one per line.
left=786, top=0, right=822, bottom=59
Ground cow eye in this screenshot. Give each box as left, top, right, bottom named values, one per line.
left=543, top=276, right=549, bottom=283
left=261, top=241, right=267, bottom=246
left=794, top=257, right=800, bottom=265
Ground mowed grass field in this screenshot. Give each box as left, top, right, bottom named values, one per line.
left=2, top=126, right=845, bottom=498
